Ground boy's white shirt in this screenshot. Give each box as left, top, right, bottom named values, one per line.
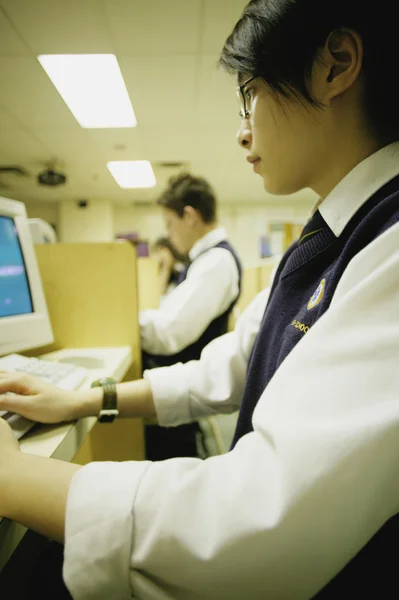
left=139, top=227, right=240, bottom=355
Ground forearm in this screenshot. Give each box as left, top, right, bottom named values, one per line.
left=74, top=379, right=156, bottom=420
left=3, top=453, right=80, bottom=543
left=144, top=292, right=270, bottom=427
left=158, top=266, right=172, bottom=296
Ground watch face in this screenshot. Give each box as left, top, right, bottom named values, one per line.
left=98, top=409, right=119, bottom=423
left=99, top=414, right=115, bottom=423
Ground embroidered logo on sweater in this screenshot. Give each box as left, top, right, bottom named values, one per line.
left=291, top=320, right=310, bottom=334
left=307, top=278, right=326, bottom=310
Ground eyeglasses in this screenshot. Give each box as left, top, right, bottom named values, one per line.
left=236, top=76, right=256, bottom=119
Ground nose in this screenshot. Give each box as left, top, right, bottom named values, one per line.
left=237, top=119, right=252, bottom=148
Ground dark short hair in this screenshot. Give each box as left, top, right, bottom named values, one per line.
left=157, top=173, right=217, bottom=223
left=219, top=0, right=398, bottom=144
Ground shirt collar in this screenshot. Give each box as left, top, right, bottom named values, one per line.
left=189, top=227, right=227, bottom=261
left=314, top=143, right=399, bottom=237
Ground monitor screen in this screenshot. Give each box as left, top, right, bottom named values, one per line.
left=0, top=216, right=33, bottom=318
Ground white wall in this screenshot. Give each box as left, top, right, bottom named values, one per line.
left=25, top=197, right=314, bottom=262
left=59, top=199, right=113, bottom=243
left=25, top=202, right=59, bottom=229
left=218, top=203, right=311, bottom=264
left=113, top=204, right=163, bottom=242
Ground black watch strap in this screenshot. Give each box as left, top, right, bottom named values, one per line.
left=91, top=378, right=119, bottom=423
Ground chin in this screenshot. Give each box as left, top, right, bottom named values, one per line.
left=262, top=175, right=303, bottom=196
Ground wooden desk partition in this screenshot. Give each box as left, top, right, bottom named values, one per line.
left=35, top=242, right=140, bottom=362
left=236, top=266, right=262, bottom=315
left=34, top=242, right=144, bottom=463
left=137, top=257, right=160, bottom=311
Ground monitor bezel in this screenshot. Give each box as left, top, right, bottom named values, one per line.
left=0, top=197, right=54, bottom=356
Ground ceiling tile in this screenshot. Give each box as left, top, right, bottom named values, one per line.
left=0, top=127, right=51, bottom=164
left=119, top=55, right=197, bottom=126
left=87, top=128, right=146, bottom=162
left=195, top=54, right=238, bottom=126
left=2, top=0, right=113, bottom=54
left=0, top=57, right=79, bottom=128
left=201, top=0, right=248, bottom=54
left=0, top=104, right=24, bottom=128
left=0, top=8, right=30, bottom=56
left=34, top=125, right=105, bottom=165
left=0, top=0, right=316, bottom=207
left=104, top=0, right=202, bottom=55
left=0, top=151, right=11, bottom=162
left=141, top=125, right=194, bottom=163
left=8, top=167, right=108, bottom=201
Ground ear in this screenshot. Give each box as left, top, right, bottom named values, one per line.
left=312, top=28, right=364, bottom=104
left=183, top=205, right=198, bottom=224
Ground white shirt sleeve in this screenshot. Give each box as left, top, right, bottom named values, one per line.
left=63, top=223, right=399, bottom=600
left=144, top=288, right=270, bottom=426
left=159, top=282, right=177, bottom=306
left=139, top=248, right=239, bottom=355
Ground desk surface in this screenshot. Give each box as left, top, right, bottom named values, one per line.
left=0, top=345, right=134, bottom=571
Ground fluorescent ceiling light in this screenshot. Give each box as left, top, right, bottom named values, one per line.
left=38, top=54, right=137, bottom=128
left=107, top=161, right=157, bottom=188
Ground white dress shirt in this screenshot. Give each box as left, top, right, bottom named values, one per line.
left=139, top=227, right=240, bottom=355
left=64, top=144, right=399, bottom=600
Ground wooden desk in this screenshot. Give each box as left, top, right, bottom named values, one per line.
left=137, top=257, right=160, bottom=311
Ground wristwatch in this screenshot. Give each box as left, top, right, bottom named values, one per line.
left=91, top=377, right=119, bottom=423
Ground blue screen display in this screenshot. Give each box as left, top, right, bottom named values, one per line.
left=0, top=216, right=33, bottom=318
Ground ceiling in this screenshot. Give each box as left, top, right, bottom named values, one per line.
left=0, top=0, right=317, bottom=207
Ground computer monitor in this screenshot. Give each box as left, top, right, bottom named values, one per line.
left=0, top=196, right=53, bottom=356
left=28, top=218, right=57, bottom=244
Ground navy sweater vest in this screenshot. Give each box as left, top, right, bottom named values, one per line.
left=230, top=175, right=399, bottom=597
left=142, top=240, right=242, bottom=369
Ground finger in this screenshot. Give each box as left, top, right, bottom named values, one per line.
left=0, top=393, right=34, bottom=414
left=0, top=375, right=33, bottom=396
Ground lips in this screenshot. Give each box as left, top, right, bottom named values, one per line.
left=246, top=155, right=260, bottom=165
left=246, top=155, right=261, bottom=173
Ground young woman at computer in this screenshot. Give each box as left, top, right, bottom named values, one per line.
left=1, top=1, right=399, bottom=597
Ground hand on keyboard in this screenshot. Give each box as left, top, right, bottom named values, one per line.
left=0, top=372, right=81, bottom=424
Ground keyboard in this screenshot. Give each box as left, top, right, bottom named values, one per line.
left=0, top=353, right=88, bottom=439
